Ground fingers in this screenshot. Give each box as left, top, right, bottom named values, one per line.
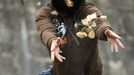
left=51, top=44, right=59, bottom=51
left=51, top=51, right=55, bottom=61
left=106, top=30, right=121, bottom=39
left=51, top=47, right=66, bottom=62
left=50, top=37, right=61, bottom=51
left=111, top=43, right=114, bottom=52
left=113, top=41, right=119, bottom=52
left=112, top=33, right=122, bottom=39
left=107, top=30, right=125, bottom=52
left=59, top=51, right=62, bottom=53
left=116, top=39, right=125, bottom=48
left=50, top=37, right=66, bottom=62
left=109, top=39, right=119, bottom=52
left=55, top=52, right=66, bottom=62
left=55, top=47, right=66, bottom=62
left=51, top=47, right=59, bottom=61
left=109, top=38, right=125, bottom=52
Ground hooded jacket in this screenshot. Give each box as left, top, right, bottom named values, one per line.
left=35, top=0, right=112, bottom=75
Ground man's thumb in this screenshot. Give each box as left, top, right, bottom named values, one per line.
left=51, top=52, right=55, bottom=61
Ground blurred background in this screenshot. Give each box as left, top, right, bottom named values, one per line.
left=0, top=0, right=134, bottom=75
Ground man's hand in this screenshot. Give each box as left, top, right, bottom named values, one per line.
left=105, top=29, right=125, bottom=52
left=50, top=37, right=66, bottom=62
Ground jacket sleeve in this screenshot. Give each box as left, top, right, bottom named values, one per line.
left=35, top=6, right=57, bottom=49
left=85, top=4, right=113, bottom=41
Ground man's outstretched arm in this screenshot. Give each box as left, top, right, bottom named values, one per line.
left=86, top=4, right=124, bottom=52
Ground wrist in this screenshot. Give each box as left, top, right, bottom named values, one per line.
left=49, top=37, right=57, bottom=47
left=104, top=29, right=110, bottom=36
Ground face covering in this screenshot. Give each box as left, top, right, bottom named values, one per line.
left=51, top=0, right=85, bottom=16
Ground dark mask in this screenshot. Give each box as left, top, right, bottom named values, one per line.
left=51, top=0, right=85, bottom=16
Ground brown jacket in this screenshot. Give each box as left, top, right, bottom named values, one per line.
left=35, top=3, right=112, bottom=75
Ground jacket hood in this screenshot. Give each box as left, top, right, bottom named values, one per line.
left=51, top=0, right=85, bottom=16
